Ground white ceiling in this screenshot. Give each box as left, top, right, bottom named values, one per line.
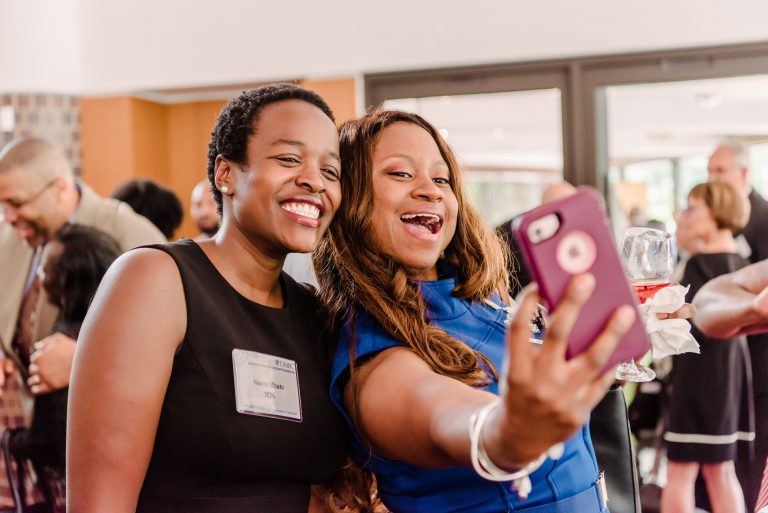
left=3, top=0, right=768, bottom=94
left=607, top=74, right=768, bottom=164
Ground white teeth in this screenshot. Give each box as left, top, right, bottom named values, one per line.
left=401, top=213, right=440, bottom=224
left=282, top=202, right=320, bottom=220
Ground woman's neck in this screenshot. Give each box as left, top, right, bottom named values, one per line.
left=199, top=221, right=286, bottom=307
left=409, top=265, right=439, bottom=281
left=699, top=229, right=737, bottom=254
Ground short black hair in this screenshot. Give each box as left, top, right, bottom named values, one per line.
left=112, top=179, right=183, bottom=239
left=50, top=224, right=121, bottom=322
left=206, top=83, right=335, bottom=214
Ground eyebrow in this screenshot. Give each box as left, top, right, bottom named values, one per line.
left=270, top=139, right=340, bottom=163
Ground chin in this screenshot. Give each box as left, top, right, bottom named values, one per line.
left=283, top=238, right=320, bottom=255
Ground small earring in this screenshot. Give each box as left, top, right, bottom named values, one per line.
left=221, top=185, right=229, bottom=194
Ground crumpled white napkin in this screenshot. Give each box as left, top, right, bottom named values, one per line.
left=637, top=284, right=700, bottom=360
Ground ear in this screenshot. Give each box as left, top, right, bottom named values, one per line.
left=214, top=155, right=235, bottom=195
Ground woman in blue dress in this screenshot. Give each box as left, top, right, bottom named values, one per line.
left=314, top=109, right=636, bottom=513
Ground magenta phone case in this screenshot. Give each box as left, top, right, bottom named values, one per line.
left=513, top=187, right=650, bottom=370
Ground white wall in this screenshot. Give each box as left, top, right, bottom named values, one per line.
left=0, top=0, right=82, bottom=93
left=4, top=0, right=768, bottom=95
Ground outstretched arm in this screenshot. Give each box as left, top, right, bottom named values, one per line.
left=346, top=273, right=634, bottom=471
left=67, top=249, right=185, bottom=513
left=693, top=259, right=768, bottom=338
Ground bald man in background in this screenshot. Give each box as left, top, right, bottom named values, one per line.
left=190, top=178, right=219, bottom=240
left=0, top=137, right=164, bottom=502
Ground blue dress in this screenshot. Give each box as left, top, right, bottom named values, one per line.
left=330, top=274, right=609, bottom=513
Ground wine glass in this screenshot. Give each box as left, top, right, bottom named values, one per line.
left=615, top=227, right=676, bottom=382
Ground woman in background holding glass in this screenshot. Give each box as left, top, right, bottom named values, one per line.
left=661, top=182, right=754, bottom=513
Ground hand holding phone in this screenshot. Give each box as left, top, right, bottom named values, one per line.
left=512, top=186, right=650, bottom=370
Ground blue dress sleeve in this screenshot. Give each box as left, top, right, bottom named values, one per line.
left=329, top=310, right=403, bottom=427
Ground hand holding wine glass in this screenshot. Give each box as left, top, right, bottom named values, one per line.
left=615, top=227, right=676, bottom=381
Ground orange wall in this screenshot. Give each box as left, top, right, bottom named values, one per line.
left=166, top=100, right=227, bottom=238
left=132, top=99, right=170, bottom=185
left=300, top=77, right=357, bottom=125
left=80, top=96, right=136, bottom=195
left=80, top=77, right=357, bottom=239
left=81, top=97, right=170, bottom=194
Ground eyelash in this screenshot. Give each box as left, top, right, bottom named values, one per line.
left=275, top=156, right=339, bottom=180
left=322, top=168, right=340, bottom=181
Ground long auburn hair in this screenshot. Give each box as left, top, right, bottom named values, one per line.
left=314, top=109, right=509, bottom=386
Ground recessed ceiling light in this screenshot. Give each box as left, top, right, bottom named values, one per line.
left=695, top=93, right=724, bottom=110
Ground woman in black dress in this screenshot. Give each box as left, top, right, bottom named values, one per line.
left=662, top=182, right=754, bottom=513
left=67, top=85, right=348, bottom=513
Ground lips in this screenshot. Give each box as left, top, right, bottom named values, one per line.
left=400, top=212, right=443, bottom=235
left=280, top=196, right=325, bottom=228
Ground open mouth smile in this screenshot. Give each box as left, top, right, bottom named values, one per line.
left=400, top=213, right=443, bottom=236
left=282, top=202, right=320, bottom=220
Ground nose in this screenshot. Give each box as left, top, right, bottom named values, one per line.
left=411, top=174, right=443, bottom=202
left=296, top=163, right=326, bottom=194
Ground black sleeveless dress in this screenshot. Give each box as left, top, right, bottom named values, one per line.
left=136, top=239, right=346, bottom=513
left=664, top=252, right=755, bottom=462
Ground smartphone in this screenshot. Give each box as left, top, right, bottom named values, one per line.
left=512, top=186, right=650, bottom=370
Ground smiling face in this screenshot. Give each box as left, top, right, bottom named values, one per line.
left=218, top=99, right=341, bottom=256
left=369, top=122, right=458, bottom=281
left=0, top=168, right=64, bottom=247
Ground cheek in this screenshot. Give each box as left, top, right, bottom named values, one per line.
left=444, top=195, right=459, bottom=236
left=326, top=183, right=342, bottom=216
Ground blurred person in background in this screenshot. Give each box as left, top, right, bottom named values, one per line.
left=190, top=178, right=219, bottom=240
left=707, top=141, right=768, bottom=511
left=661, top=182, right=753, bottom=513
left=0, top=137, right=164, bottom=506
left=692, top=249, right=768, bottom=513
left=8, top=224, right=120, bottom=508
left=112, top=179, right=184, bottom=240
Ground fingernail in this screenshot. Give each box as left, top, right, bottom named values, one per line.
left=574, top=273, right=595, bottom=293
left=616, top=306, right=635, bottom=327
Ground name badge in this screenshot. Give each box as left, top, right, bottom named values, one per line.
left=232, top=349, right=302, bottom=422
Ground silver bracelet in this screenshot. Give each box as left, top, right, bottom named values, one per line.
left=469, top=398, right=563, bottom=500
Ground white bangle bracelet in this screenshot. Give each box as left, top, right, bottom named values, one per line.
left=469, top=398, right=562, bottom=500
